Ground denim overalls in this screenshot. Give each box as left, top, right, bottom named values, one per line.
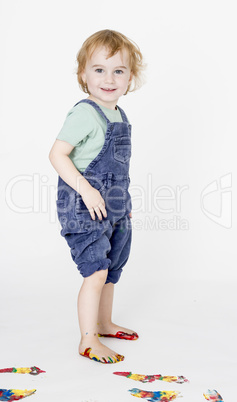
left=57, top=99, right=132, bottom=284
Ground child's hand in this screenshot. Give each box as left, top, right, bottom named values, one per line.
left=49, top=140, right=107, bottom=221
left=80, top=180, right=107, bottom=221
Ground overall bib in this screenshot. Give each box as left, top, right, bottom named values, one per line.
left=57, top=99, right=132, bottom=284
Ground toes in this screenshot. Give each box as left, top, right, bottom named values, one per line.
left=102, top=354, right=124, bottom=364
left=79, top=346, right=124, bottom=364
left=114, top=354, right=125, bottom=362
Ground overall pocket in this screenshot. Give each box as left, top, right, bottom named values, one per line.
left=56, top=199, right=68, bottom=229
left=75, top=194, right=90, bottom=215
left=113, top=136, right=131, bottom=163
left=56, top=199, right=66, bottom=217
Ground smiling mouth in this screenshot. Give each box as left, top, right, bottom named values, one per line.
left=101, top=88, right=116, bottom=92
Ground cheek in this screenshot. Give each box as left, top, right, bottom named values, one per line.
left=81, top=72, right=86, bottom=83
left=124, top=76, right=132, bottom=87
left=87, top=74, right=98, bottom=85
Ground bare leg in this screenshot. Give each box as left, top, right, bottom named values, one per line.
left=97, top=282, right=138, bottom=339
left=78, top=270, right=124, bottom=363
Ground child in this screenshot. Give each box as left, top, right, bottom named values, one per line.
left=49, top=29, right=145, bottom=364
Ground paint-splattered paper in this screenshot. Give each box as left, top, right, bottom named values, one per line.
left=203, top=390, right=223, bottom=401
left=0, top=367, right=45, bottom=375
left=0, top=389, right=36, bottom=401
left=128, top=388, right=181, bottom=401
left=114, top=371, right=188, bottom=384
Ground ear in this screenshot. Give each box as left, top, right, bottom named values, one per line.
left=128, top=72, right=133, bottom=84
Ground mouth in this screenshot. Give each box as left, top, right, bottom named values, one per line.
left=101, top=88, right=116, bottom=93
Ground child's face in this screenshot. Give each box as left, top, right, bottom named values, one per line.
left=81, top=47, right=132, bottom=109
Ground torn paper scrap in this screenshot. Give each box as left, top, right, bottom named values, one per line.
left=128, top=388, right=181, bottom=401
left=114, top=371, right=188, bottom=384
left=0, top=389, right=36, bottom=401
left=203, top=390, right=223, bottom=401
left=0, top=367, right=45, bottom=375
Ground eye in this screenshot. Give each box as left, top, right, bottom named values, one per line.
left=95, top=68, right=103, bottom=73
left=114, top=69, right=124, bottom=75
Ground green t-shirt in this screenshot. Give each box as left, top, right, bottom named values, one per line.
left=57, top=101, right=123, bottom=172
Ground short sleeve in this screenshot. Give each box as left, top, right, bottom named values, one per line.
left=57, top=105, right=93, bottom=146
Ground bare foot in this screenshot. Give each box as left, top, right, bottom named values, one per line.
left=79, top=337, right=124, bottom=364
left=97, top=322, right=139, bottom=340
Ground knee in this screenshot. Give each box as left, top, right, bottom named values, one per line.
left=94, top=268, right=108, bottom=284
left=85, top=269, right=108, bottom=290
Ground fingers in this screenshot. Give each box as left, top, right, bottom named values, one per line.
left=93, top=205, right=102, bottom=221
left=97, top=201, right=107, bottom=219
left=89, top=200, right=107, bottom=221
left=88, top=207, right=96, bottom=221
left=80, top=186, right=107, bottom=221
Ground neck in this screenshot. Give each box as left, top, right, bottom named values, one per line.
left=87, top=95, right=117, bottom=110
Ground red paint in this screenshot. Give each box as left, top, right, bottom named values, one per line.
left=98, top=331, right=139, bottom=340
left=0, top=368, right=15, bottom=373
left=29, top=367, right=46, bottom=375
left=114, top=371, right=131, bottom=377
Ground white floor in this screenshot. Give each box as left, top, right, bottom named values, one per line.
left=1, top=246, right=236, bottom=402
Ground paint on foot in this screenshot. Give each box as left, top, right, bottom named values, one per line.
left=128, top=388, right=181, bottom=401
left=0, top=389, right=36, bottom=401
left=114, top=372, right=188, bottom=383
left=203, top=390, right=223, bottom=401
left=80, top=347, right=124, bottom=364
left=98, top=331, right=139, bottom=340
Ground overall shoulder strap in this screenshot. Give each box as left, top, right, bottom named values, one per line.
left=74, top=99, right=110, bottom=124
left=116, top=105, right=129, bottom=123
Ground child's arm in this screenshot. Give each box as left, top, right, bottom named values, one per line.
left=49, top=139, right=107, bottom=221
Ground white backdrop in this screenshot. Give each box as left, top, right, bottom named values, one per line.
left=1, top=1, right=236, bottom=402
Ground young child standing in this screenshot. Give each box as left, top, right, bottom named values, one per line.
left=49, top=29, right=144, bottom=364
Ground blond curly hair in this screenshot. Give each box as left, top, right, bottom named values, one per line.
left=76, top=29, right=145, bottom=94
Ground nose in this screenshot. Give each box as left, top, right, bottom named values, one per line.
left=104, top=72, right=114, bottom=84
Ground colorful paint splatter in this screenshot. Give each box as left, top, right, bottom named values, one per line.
left=203, top=390, right=223, bottom=401
left=128, top=388, right=181, bottom=401
left=114, top=372, right=188, bottom=384
left=80, top=347, right=124, bottom=364
left=0, top=367, right=45, bottom=376
left=98, top=331, right=139, bottom=340
left=0, top=389, right=36, bottom=401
